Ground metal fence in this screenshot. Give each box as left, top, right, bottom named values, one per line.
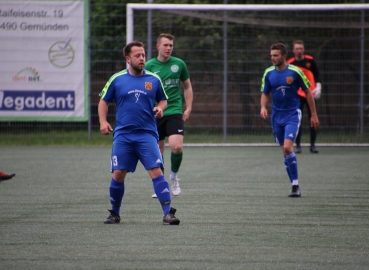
left=2, top=0, right=369, bottom=144
left=92, top=2, right=369, bottom=143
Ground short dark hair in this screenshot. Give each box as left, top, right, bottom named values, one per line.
left=157, top=33, right=174, bottom=44
left=270, top=43, right=287, bottom=56
left=123, top=40, right=144, bottom=57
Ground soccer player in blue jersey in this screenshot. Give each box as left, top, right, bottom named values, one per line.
left=98, top=40, right=180, bottom=225
left=260, top=43, right=319, bottom=197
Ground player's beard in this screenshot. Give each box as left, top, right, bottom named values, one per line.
left=274, top=59, right=284, bottom=67
left=130, top=62, right=144, bottom=74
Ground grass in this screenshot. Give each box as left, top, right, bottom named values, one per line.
left=0, top=146, right=368, bottom=269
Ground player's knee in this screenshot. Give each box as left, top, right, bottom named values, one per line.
left=112, top=170, right=126, bottom=182
left=148, top=167, right=163, bottom=179
left=171, top=144, right=183, bottom=154
left=282, top=145, right=294, bottom=155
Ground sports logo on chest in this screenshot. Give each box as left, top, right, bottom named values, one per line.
left=286, top=76, right=293, bottom=84
left=171, top=65, right=179, bottom=73
left=306, top=63, right=311, bottom=69
left=145, top=82, right=152, bottom=90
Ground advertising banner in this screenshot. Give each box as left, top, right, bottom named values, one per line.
left=0, top=0, right=88, bottom=121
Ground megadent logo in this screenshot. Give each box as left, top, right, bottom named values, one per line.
left=0, top=90, right=74, bottom=111
left=13, top=67, right=41, bottom=82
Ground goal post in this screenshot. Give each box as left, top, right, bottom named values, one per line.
left=126, top=3, right=369, bottom=145
left=127, top=4, right=369, bottom=43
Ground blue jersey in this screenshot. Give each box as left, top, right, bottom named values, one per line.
left=99, top=69, right=167, bottom=140
left=261, top=64, right=311, bottom=111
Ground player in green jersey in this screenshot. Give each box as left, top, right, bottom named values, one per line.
left=145, top=33, right=193, bottom=197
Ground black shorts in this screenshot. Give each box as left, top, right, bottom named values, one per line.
left=157, top=114, right=184, bottom=141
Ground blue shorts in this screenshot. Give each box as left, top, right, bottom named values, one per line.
left=271, top=109, right=302, bottom=146
left=110, top=132, right=163, bottom=173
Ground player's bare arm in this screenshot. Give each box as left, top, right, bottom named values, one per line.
left=260, top=93, right=269, bottom=119
left=154, top=100, right=167, bottom=119
left=98, top=99, right=113, bottom=135
left=181, top=78, right=193, bottom=121
left=305, top=90, right=320, bottom=130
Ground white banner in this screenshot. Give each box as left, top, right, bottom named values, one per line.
left=0, top=0, right=87, bottom=121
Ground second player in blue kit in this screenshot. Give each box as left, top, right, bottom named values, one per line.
left=260, top=43, right=320, bottom=197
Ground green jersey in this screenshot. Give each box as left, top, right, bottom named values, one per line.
left=145, top=56, right=190, bottom=116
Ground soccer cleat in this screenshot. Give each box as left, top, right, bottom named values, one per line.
left=103, top=209, right=121, bottom=224
left=163, top=207, right=180, bottom=225
left=288, top=185, right=301, bottom=197
left=152, top=193, right=157, bottom=198
left=0, top=172, right=15, bottom=182
left=170, top=177, right=181, bottom=196
left=295, top=145, right=302, bottom=154
left=310, top=145, right=319, bottom=153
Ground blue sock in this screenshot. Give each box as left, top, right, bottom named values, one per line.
left=285, top=152, right=298, bottom=184
left=152, top=175, right=171, bottom=215
left=109, top=178, right=125, bottom=214
left=284, top=157, right=293, bottom=184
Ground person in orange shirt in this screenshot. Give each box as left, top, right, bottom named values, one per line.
left=287, top=40, right=322, bottom=153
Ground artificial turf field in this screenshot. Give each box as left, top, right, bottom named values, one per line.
left=0, top=146, right=368, bottom=270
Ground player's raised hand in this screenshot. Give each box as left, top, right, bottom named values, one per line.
left=100, top=121, right=113, bottom=135
left=153, top=106, right=163, bottom=119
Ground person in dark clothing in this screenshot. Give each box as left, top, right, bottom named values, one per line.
left=287, top=40, right=322, bottom=153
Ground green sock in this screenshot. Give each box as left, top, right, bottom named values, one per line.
left=171, top=152, right=183, bottom=173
